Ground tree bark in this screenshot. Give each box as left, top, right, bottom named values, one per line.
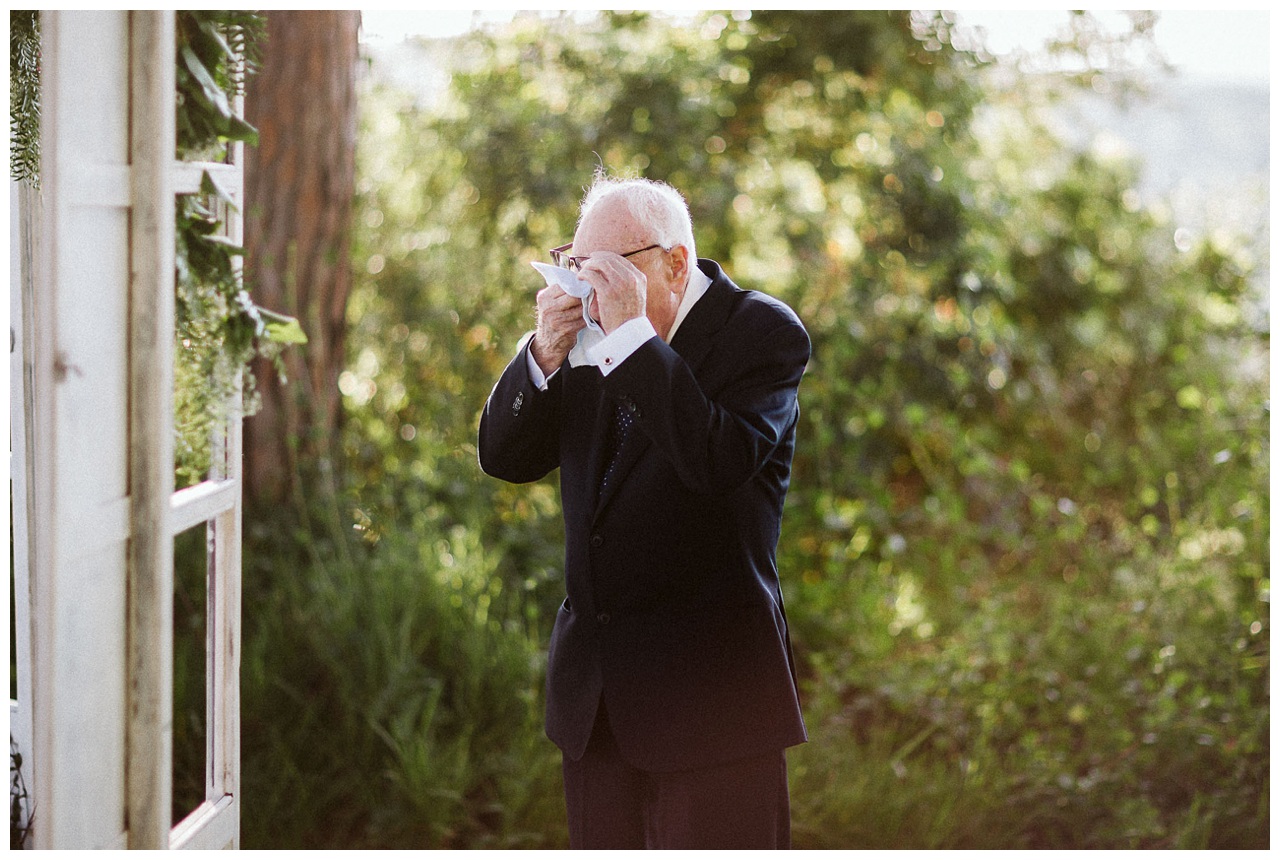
left=243, top=10, right=360, bottom=511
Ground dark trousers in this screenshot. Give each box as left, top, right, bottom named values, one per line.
left=561, top=701, right=791, bottom=849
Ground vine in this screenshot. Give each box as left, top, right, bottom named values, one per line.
left=172, top=10, right=305, bottom=485
left=9, top=12, right=39, bottom=186
left=7, top=11, right=306, bottom=487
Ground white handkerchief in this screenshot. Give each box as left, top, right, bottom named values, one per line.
left=531, top=261, right=604, bottom=367
left=531, top=260, right=592, bottom=300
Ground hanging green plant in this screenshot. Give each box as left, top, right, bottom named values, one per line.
left=173, top=10, right=306, bottom=485
left=175, top=10, right=262, bottom=156
left=8, top=11, right=306, bottom=487
left=9, top=11, right=40, bottom=187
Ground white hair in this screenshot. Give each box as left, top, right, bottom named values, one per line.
left=579, top=173, right=697, bottom=262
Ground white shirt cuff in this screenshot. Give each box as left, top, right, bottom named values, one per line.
left=525, top=344, right=557, bottom=391
left=586, top=317, right=658, bottom=376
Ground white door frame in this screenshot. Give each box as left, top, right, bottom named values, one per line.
left=21, top=11, right=246, bottom=849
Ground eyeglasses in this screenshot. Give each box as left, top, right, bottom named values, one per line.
left=549, top=242, right=663, bottom=272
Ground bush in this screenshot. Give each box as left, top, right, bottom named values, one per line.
left=227, top=10, right=1267, bottom=848
left=786, top=534, right=1268, bottom=848
left=236, top=512, right=565, bottom=848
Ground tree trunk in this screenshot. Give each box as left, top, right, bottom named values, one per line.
left=242, top=10, right=360, bottom=511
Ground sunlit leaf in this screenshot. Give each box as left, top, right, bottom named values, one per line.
left=258, top=308, right=309, bottom=345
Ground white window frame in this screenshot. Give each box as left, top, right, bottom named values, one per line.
left=156, top=13, right=247, bottom=851
left=14, top=11, right=246, bottom=849
left=9, top=174, right=39, bottom=854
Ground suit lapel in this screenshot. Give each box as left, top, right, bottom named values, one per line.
left=668, top=261, right=736, bottom=370
left=591, top=262, right=739, bottom=518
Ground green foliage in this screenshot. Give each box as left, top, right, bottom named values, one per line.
left=242, top=9, right=1266, bottom=848
left=5, top=10, right=301, bottom=484
left=9, top=11, right=40, bottom=186
left=175, top=10, right=262, bottom=154
left=237, top=512, right=565, bottom=848
left=172, top=10, right=307, bottom=486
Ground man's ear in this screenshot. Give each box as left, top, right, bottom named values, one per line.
left=667, top=244, right=691, bottom=290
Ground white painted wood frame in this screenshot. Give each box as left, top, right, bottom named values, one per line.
left=167, top=28, right=248, bottom=855
left=127, top=9, right=177, bottom=848
left=9, top=177, right=39, bottom=851
left=32, top=11, right=134, bottom=848
left=25, top=10, right=245, bottom=849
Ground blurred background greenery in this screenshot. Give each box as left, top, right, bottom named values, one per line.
left=198, top=10, right=1267, bottom=849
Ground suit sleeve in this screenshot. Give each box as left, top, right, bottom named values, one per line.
left=601, top=314, right=810, bottom=496
left=478, top=334, right=563, bottom=484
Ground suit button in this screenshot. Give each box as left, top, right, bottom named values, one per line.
left=596, top=612, right=611, bottom=625
left=625, top=398, right=637, bottom=414
left=589, top=534, right=603, bottom=548
left=511, top=391, right=524, bottom=415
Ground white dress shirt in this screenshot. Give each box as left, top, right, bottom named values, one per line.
left=527, top=263, right=713, bottom=390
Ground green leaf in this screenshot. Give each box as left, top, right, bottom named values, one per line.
left=224, top=115, right=260, bottom=147
left=258, top=308, right=310, bottom=345
left=194, top=16, right=237, bottom=65
left=199, top=169, right=240, bottom=212
left=180, top=44, right=231, bottom=118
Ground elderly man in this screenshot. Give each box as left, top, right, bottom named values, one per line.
left=479, top=175, right=809, bottom=849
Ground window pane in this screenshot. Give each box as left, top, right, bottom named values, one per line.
left=172, top=525, right=209, bottom=823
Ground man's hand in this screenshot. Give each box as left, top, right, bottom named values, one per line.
left=531, top=285, right=587, bottom=376
left=578, top=252, right=647, bottom=335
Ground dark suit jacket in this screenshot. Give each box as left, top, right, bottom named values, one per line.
left=479, top=259, right=809, bottom=772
